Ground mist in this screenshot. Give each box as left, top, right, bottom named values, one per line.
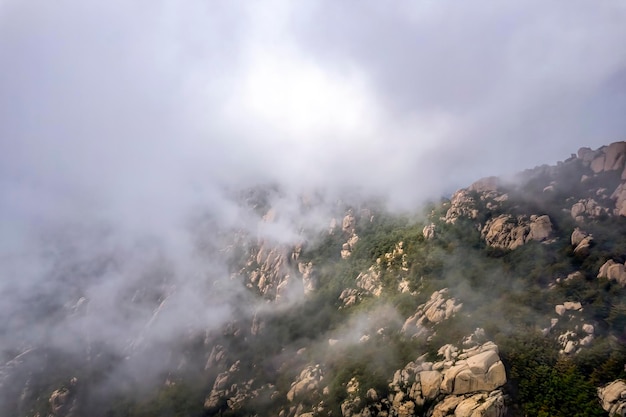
left=1, top=0, right=626, bottom=413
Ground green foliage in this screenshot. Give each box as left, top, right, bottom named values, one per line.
left=104, top=382, right=206, bottom=417
left=498, top=332, right=604, bottom=417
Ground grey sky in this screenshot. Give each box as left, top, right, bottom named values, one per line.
left=1, top=0, right=626, bottom=397
left=2, top=0, right=626, bottom=235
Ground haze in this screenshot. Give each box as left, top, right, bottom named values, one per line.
left=1, top=1, right=626, bottom=394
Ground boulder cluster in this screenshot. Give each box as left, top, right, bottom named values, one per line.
left=598, top=380, right=626, bottom=417
left=598, top=259, right=626, bottom=287
left=402, top=289, right=462, bottom=338
left=340, top=341, right=507, bottom=417
left=481, top=214, right=553, bottom=250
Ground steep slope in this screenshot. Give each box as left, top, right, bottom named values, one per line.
left=4, top=142, right=626, bottom=417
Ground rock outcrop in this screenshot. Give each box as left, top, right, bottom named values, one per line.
left=481, top=214, right=553, bottom=250
left=571, top=228, right=593, bottom=257
left=431, top=390, right=506, bottom=417
left=298, top=262, right=317, bottom=294
left=468, top=177, right=500, bottom=194
left=445, top=190, right=479, bottom=224
left=340, top=211, right=360, bottom=259
left=402, top=289, right=462, bottom=337
left=287, top=365, right=324, bottom=403
left=423, top=223, right=436, bottom=239
left=385, top=341, right=506, bottom=417
left=439, top=343, right=506, bottom=395
left=585, top=142, right=626, bottom=174
left=339, top=265, right=383, bottom=307
left=48, top=378, right=79, bottom=417
left=598, top=260, right=626, bottom=286
left=355, top=266, right=383, bottom=297
left=598, top=259, right=626, bottom=287
left=571, top=198, right=611, bottom=222
left=241, top=241, right=291, bottom=299
left=611, top=183, right=626, bottom=217
left=598, top=380, right=626, bottom=416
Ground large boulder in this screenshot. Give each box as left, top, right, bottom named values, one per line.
left=386, top=342, right=506, bottom=417
left=468, top=177, right=500, bottom=193
left=243, top=241, right=292, bottom=300
left=589, top=142, right=626, bottom=173
left=205, top=361, right=248, bottom=410
left=423, top=223, right=436, bottom=239
left=598, top=380, right=626, bottom=416
left=298, top=262, right=317, bottom=294
left=598, top=260, right=626, bottom=286
left=481, top=214, right=553, bottom=250
left=527, top=215, right=553, bottom=242
left=440, top=344, right=506, bottom=395
left=571, top=228, right=593, bottom=256
left=287, top=365, right=324, bottom=402
left=355, top=266, right=383, bottom=297
left=431, top=391, right=506, bottom=417
left=611, top=183, right=626, bottom=217
left=420, top=371, right=443, bottom=400
left=571, top=198, right=611, bottom=222
left=402, top=289, right=462, bottom=337
left=445, top=190, right=479, bottom=224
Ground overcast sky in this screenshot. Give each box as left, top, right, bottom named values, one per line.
left=2, top=2, right=626, bottom=396
left=1, top=0, right=626, bottom=243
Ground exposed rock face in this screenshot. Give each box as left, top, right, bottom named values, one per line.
left=555, top=301, right=582, bottom=316
left=49, top=380, right=79, bottom=417
left=385, top=341, right=506, bottom=417
left=287, top=365, right=324, bottom=402
left=239, top=240, right=318, bottom=300
left=468, top=177, right=500, bottom=193
left=339, top=287, right=360, bottom=307
left=205, top=344, right=227, bottom=371
left=423, top=223, right=436, bottom=239
left=571, top=198, right=611, bottom=222
left=571, top=228, right=593, bottom=256
left=431, top=391, right=505, bottom=417
left=611, top=183, right=626, bottom=217
left=402, top=289, right=462, bottom=337
left=339, top=265, right=383, bottom=307
left=205, top=358, right=277, bottom=413
left=598, top=260, right=626, bottom=286
left=527, top=215, right=553, bottom=242
left=298, top=262, right=317, bottom=294
left=589, top=142, right=626, bottom=174
left=205, top=361, right=241, bottom=410
left=445, top=190, right=479, bottom=224
left=340, top=211, right=360, bottom=258
left=342, top=211, right=356, bottom=235
left=598, top=380, right=626, bottom=416
left=355, top=266, right=383, bottom=297
left=481, top=214, right=553, bottom=250
left=243, top=241, right=291, bottom=299
left=440, top=346, right=506, bottom=395
left=341, top=234, right=360, bottom=259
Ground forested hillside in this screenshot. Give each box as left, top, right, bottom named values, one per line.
left=4, top=143, right=626, bottom=417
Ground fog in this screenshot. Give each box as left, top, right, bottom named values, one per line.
left=1, top=0, right=626, bottom=411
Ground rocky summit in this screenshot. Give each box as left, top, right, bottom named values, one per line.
left=4, top=142, right=626, bottom=417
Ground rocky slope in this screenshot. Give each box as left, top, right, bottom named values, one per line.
left=4, top=142, right=626, bottom=417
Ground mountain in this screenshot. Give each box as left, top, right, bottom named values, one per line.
left=4, top=142, right=626, bottom=417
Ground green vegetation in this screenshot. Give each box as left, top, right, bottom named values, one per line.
left=9, top=156, right=626, bottom=417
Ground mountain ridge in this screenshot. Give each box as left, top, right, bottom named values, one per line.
left=4, top=141, right=626, bottom=417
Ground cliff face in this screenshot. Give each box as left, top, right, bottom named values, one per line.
left=5, top=142, right=626, bottom=417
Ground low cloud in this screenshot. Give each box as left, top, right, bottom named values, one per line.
left=0, top=0, right=625, bottom=408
